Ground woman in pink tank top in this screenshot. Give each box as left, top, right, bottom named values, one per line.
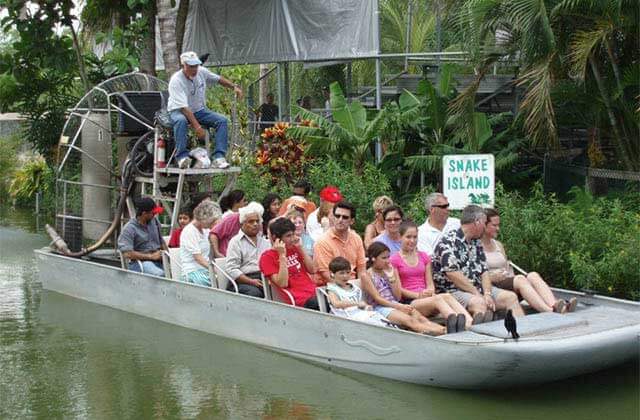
left=390, top=221, right=473, bottom=331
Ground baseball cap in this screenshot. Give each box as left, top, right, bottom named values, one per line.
left=180, top=51, right=202, bottom=66
left=319, top=186, right=343, bottom=203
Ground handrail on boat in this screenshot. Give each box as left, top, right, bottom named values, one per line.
left=210, top=258, right=239, bottom=293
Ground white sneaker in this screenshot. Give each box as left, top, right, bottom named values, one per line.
left=177, top=156, right=192, bottom=169
left=213, top=157, right=230, bottom=169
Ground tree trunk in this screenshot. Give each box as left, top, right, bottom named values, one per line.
left=139, top=2, right=157, bottom=76
left=176, top=0, right=190, bottom=55
left=588, top=56, right=634, bottom=171
left=156, top=0, right=179, bottom=75
left=259, top=64, right=270, bottom=105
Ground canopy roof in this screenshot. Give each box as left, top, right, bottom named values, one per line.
left=182, top=0, right=378, bottom=66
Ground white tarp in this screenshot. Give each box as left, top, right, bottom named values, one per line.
left=182, top=0, right=378, bottom=66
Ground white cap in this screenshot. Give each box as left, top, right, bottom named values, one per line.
left=180, top=51, right=202, bottom=66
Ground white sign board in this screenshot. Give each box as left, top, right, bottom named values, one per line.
left=443, top=154, right=495, bottom=209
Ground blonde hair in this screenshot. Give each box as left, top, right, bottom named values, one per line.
left=373, top=195, right=394, bottom=213
left=285, top=208, right=305, bottom=223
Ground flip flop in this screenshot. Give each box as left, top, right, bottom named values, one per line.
left=472, top=312, right=484, bottom=325
left=446, top=313, right=457, bottom=334
left=483, top=310, right=494, bottom=323
left=455, top=313, right=467, bottom=332
left=552, top=300, right=566, bottom=313
left=565, top=297, right=578, bottom=312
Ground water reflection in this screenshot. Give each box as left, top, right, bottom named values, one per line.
left=0, top=209, right=638, bottom=420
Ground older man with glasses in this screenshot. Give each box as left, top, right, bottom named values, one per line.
left=431, top=205, right=524, bottom=324
left=417, top=192, right=461, bottom=255
left=313, top=200, right=369, bottom=285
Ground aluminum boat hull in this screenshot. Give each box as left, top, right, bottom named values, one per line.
left=35, top=249, right=640, bottom=389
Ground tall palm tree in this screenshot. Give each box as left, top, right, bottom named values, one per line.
left=449, top=0, right=639, bottom=170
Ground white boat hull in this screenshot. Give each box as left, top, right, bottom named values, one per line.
left=35, top=249, right=640, bottom=389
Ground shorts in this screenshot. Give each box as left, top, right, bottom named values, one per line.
left=452, top=287, right=506, bottom=308
left=493, top=276, right=514, bottom=290
left=182, top=268, right=212, bottom=287
left=374, top=306, right=394, bottom=318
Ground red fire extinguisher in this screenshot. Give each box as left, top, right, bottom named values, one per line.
left=157, top=136, right=166, bottom=168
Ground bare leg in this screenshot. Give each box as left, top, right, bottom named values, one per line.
left=386, top=310, right=445, bottom=335
left=466, top=295, right=487, bottom=316
left=441, top=293, right=473, bottom=328
left=495, top=290, right=525, bottom=317
left=411, top=295, right=455, bottom=318
left=527, top=272, right=558, bottom=307
left=513, top=275, right=553, bottom=313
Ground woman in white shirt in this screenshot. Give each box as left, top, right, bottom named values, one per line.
left=180, top=200, right=222, bottom=286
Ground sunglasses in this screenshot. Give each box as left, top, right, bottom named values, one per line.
left=334, top=214, right=351, bottom=220
left=385, top=217, right=402, bottom=222
left=432, top=204, right=450, bottom=209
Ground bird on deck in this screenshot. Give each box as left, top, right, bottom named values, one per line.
left=504, top=309, right=519, bottom=339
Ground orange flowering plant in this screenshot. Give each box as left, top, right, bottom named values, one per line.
left=256, top=121, right=313, bottom=183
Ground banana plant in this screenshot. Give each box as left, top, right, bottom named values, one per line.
left=288, top=81, right=390, bottom=174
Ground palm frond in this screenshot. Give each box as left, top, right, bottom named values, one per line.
left=517, top=57, right=558, bottom=147
left=569, top=22, right=611, bottom=82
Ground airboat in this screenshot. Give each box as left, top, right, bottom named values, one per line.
left=36, top=73, right=639, bottom=389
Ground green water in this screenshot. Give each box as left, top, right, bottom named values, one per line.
left=0, top=207, right=638, bottom=419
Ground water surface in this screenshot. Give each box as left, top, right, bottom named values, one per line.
left=0, top=207, right=638, bottom=419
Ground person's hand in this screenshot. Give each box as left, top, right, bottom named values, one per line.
left=194, top=126, right=206, bottom=139
left=252, top=279, right=263, bottom=288
left=273, top=238, right=286, bottom=256
left=233, top=85, right=244, bottom=100
left=357, top=301, right=367, bottom=310
left=483, top=294, right=496, bottom=311
left=149, top=250, right=162, bottom=261
left=419, top=289, right=433, bottom=298
left=399, top=304, right=414, bottom=315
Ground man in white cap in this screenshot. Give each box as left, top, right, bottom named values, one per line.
left=167, top=51, right=243, bottom=169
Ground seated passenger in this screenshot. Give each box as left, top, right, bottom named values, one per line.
left=259, top=218, right=320, bottom=310
left=278, top=179, right=316, bottom=219
left=168, top=207, right=192, bottom=248
left=117, top=197, right=167, bottom=276
left=261, top=193, right=282, bottom=236
left=286, top=208, right=314, bottom=257
left=307, top=186, right=342, bottom=241
left=417, top=192, right=460, bottom=255
left=362, top=242, right=445, bottom=335
left=314, top=201, right=368, bottom=286
left=390, top=221, right=472, bottom=332
left=225, top=202, right=271, bottom=298
left=372, top=205, right=404, bottom=256
left=210, top=189, right=246, bottom=258
left=432, top=205, right=525, bottom=323
left=326, top=257, right=385, bottom=325
left=481, top=208, right=576, bottom=313
left=364, top=195, right=394, bottom=249
left=180, top=200, right=221, bottom=286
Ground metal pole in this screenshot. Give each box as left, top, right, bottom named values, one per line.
left=277, top=63, right=283, bottom=121
left=435, top=0, right=442, bottom=72
left=374, top=0, right=382, bottom=163
left=404, top=2, right=413, bottom=72
left=283, top=62, right=290, bottom=122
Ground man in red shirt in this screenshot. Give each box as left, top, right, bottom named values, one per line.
left=259, top=218, right=320, bottom=310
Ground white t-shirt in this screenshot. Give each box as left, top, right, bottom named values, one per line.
left=179, top=223, right=211, bottom=274
left=167, top=67, right=221, bottom=113
left=417, top=217, right=461, bottom=255
left=307, top=208, right=330, bottom=242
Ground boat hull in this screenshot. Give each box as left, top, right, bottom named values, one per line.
left=35, top=249, right=640, bottom=388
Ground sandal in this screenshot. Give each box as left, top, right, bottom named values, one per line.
left=455, top=313, right=467, bottom=332
left=565, top=297, right=578, bottom=313
left=472, top=312, right=484, bottom=325
left=552, top=300, right=566, bottom=313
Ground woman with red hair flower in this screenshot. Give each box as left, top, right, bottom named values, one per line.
left=307, top=186, right=343, bottom=241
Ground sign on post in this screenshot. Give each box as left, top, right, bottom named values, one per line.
left=443, top=154, right=495, bottom=209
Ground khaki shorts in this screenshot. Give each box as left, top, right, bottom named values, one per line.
left=452, top=287, right=506, bottom=308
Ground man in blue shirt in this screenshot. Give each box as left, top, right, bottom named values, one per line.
left=167, top=51, right=243, bottom=169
